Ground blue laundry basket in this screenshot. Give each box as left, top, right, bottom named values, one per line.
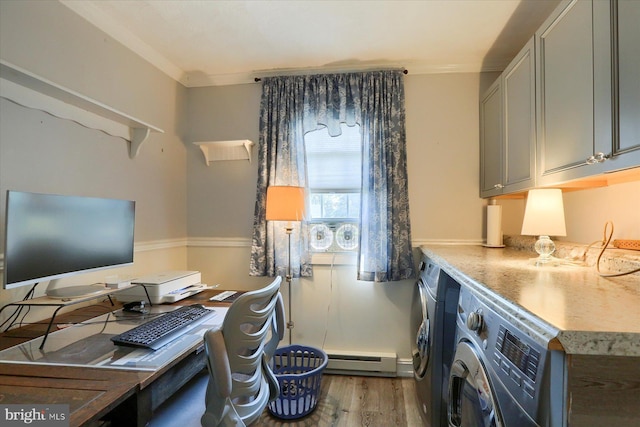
left=267, top=345, right=328, bottom=419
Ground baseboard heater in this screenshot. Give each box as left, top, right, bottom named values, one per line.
left=324, top=350, right=397, bottom=377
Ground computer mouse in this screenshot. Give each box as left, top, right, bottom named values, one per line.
left=123, top=301, right=150, bottom=314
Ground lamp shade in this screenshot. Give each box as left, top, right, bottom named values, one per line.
left=521, top=189, right=567, bottom=237
left=265, top=186, right=306, bottom=221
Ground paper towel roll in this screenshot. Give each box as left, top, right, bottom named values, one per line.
left=486, top=204, right=503, bottom=247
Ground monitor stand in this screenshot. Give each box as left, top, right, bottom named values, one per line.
left=45, top=280, right=106, bottom=299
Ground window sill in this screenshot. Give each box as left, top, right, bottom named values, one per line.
left=311, top=252, right=357, bottom=266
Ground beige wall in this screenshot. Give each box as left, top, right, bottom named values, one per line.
left=562, top=181, right=640, bottom=243
left=501, top=181, right=640, bottom=243
left=186, top=84, right=261, bottom=238
left=406, top=72, right=501, bottom=242
left=0, top=1, right=189, bottom=321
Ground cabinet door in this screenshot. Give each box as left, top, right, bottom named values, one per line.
left=608, top=0, right=640, bottom=171
left=480, top=78, right=503, bottom=198
left=503, top=37, right=536, bottom=192
left=536, top=0, right=606, bottom=185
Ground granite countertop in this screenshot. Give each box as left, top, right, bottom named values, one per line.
left=420, top=244, right=640, bottom=357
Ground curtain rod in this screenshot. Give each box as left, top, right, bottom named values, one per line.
left=254, top=69, right=408, bottom=82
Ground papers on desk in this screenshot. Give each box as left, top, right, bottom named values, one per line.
left=209, top=290, right=239, bottom=302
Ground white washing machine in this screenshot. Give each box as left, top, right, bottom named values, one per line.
left=411, top=255, right=460, bottom=427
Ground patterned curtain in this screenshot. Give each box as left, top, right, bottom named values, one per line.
left=357, top=71, right=414, bottom=281
left=249, top=77, right=312, bottom=278
left=250, top=70, right=414, bottom=282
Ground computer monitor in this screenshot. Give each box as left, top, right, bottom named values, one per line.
left=3, top=191, right=135, bottom=295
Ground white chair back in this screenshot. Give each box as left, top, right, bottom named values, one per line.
left=201, top=276, right=284, bottom=427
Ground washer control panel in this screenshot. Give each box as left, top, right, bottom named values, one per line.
left=494, top=326, right=540, bottom=398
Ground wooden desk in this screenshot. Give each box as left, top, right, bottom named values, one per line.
left=0, top=364, right=141, bottom=426
left=0, top=289, right=234, bottom=427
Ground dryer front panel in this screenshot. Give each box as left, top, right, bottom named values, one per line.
left=411, top=278, right=431, bottom=379
left=448, top=341, right=502, bottom=427
left=448, top=341, right=541, bottom=427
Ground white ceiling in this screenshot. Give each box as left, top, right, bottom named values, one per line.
left=60, top=0, right=561, bottom=87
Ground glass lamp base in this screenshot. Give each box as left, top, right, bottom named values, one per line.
left=531, top=235, right=555, bottom=266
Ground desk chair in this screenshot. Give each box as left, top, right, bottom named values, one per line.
left=201, top=276, right=285, bottom=427
left=147, top=277, right=285, bottom=427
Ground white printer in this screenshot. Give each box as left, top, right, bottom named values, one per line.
left=117, top=271, right=207, bottom=304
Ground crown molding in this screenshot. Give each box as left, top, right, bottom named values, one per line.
left=183, top=61, right=507, bottom=88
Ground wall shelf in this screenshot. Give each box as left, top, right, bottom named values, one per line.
left=0, top=60, right=164, bottom=158
left=194, top=140, right=254, bottom=165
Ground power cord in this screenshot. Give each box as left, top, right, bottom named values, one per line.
left=580, top=221, right=640, bottom=278
left=1, top=283, right=39, bottom=332
left=321, top=252, right=336, bottom=351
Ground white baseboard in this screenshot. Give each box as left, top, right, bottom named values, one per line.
left=396, top=358, right=414, bottom=378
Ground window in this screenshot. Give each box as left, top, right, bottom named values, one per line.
left=309, top=193, right=360, bottom=220
left=305, top=123, right=361, bottom=252
left=251, top=71, right=413, bottom=281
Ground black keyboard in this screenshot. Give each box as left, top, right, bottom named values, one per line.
left=111, top=304, right=215, bottom=350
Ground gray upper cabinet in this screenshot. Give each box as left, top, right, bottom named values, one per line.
left=536, top=0, right=606, bottom=185
left=503, top=38, right=536, bottom=193
left=480, top=78, right=503, bottom=198
left=537, top=0, right=639, bottom=185
left=607, top=0, right=640, bottom=170
left=480, top=39, right=536, bottom=198
left=479, top=0, right=638, bottom=196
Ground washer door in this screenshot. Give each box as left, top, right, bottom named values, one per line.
left=448, top=341, right=503, bottom=427
left=411, top=278, right=430, bottom=379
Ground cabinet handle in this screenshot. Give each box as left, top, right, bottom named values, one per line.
left=493, top=184, right=504, bottom=189
left=586, top=152, right=609, bottom=165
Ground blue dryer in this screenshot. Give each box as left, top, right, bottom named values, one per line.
left=411, top=254, right=460, bottom=426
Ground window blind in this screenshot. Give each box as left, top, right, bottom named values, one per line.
left=305, top=124, right=362, bottom=191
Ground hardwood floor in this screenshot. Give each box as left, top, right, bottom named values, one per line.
left=254, top=374, right=424, bottom=427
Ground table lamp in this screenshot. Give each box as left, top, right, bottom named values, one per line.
left=521, top=188, right=566, bottom=265
left=265, top=185, right=306, bottom=343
